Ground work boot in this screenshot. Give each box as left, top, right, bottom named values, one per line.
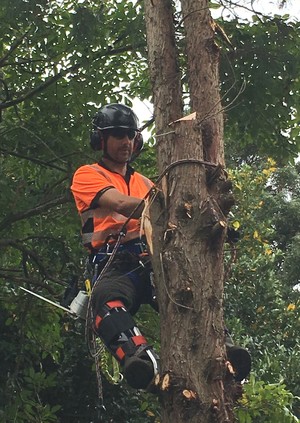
left=123, top=355, right=156, bottom=389
left=225, top=330, right=251, bottom=382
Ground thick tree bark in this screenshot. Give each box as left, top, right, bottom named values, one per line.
left=144, top=1, right=234, bottom=422
left=143, top=0, right=183, bottom=137
left=181, top=0, right=224, bottom=164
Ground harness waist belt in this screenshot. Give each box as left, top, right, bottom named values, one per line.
left=91, top=238, right=148, bottom=264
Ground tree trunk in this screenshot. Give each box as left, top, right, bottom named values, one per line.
left=144, top=1, right=235, bottom=422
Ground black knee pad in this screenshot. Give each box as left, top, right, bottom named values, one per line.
left=94, top=300, right=136, bottom=346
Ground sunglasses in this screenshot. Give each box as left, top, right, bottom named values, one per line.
left=108, top=128, right=137, bottom=140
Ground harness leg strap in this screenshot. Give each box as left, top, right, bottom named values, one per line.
left=94, top=301, right=159, bottom=389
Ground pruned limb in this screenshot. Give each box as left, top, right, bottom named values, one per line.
left=161, top=372, right=171, bottom=391
left=182, top=389, right=198, bottom=400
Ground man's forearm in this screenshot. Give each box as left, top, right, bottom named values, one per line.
left=97, top=188, right=145, bottom=219
left=116, top=197, right=145, bottom=219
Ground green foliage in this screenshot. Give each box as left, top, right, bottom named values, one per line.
left=0, top=0, right=300, bottom=422
left=0, top=0, right=151, bottom=312
left=235, top=376, right=299, bottom=423
left=0, top=288, right=63, bottom=422
left=225, top=160, right=300, bottom=418
left=3, top=368, right=60, bottom=423
left=221, top=17, right=300, bottom=164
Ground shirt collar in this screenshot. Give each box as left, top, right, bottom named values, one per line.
left=97, top=160, right=135, bottom=177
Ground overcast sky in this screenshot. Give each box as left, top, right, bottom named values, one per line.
left=216, top=0, right=300, bottom=21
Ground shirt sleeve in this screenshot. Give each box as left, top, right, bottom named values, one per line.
left=71, top=165, right=115, bottom=212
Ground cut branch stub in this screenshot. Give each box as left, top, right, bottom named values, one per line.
left=182, top=389, right=198, bottom=400
left=161, top=372, right=171, bottom=391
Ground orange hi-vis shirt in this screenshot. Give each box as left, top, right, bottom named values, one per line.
left=71, top=162, right=153, bottom=251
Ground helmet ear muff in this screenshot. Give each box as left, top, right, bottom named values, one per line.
left=90, top=130, right=103, bottom=151
left=130, top=132, right=143, bottom=161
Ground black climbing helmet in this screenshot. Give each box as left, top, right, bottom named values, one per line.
left=93, top=103, right=139, bottom=131
left=90, top=104, right=143, bottom=159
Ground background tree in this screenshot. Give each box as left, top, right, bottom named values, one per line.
left=0, top=0, right=299, bottom=422
left=225, top=160, right=300, bottom=421
left=0, top=1, right=155, bottom=421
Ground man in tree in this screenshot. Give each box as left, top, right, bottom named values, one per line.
left=71, top=102, right=251, bottom=391
left=71, top=103, right=159, bottom=390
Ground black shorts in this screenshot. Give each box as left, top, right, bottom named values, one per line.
left=91, top=252, right=154, bottom=315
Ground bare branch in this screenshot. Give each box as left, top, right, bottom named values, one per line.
left=140, top=116, right=155, bottom=132
left=218, top=0, right=266, bottom=21
left=0, top=194, right=71, bottom=232
left=0, top=63, right=79, bottom=111
left=0, top=147, right=67, bottom=171
left=0, top=78, right=10, bottom=102
left=0, top=271, right=65, bottom=292
left=0, top=27, right=32, bottom=67
left=0, top=240, right=66, bottom=289
left=102, top=43, right=146, bottom=57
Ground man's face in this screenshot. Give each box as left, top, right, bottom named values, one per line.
left=105, top=128, right=136, bottom=163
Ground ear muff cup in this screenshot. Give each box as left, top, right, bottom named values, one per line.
left=133, top=132, right=143, bottom=154
left=90, top=130, right=103, bottom=151
left=130, top=132, right=143, bottom=162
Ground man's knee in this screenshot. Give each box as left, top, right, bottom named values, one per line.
left=92, top=274, right=138, bottom=314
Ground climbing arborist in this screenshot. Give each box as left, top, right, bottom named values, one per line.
left=70, top=103, right=251, bottom=390
left=71, top=103, right=159, bottom=389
